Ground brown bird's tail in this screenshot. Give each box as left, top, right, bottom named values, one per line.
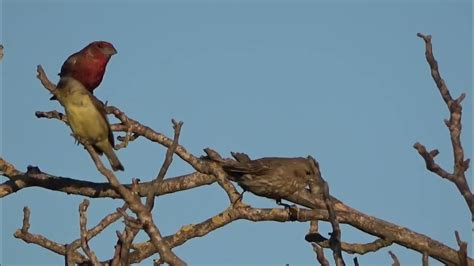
left=107, top=150, right=124, bottom=172
left=96, top=140, right=124, bottom=171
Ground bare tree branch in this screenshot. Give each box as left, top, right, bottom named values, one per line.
left=455, top=231, right=468, bottom=266
left=312, top=243, right=330, bottom=266
left=79, top=199, right=100, bottom=265
left=145, top=119, right=183, bottom=210
left=353, top=257, right=359, bottom=266
left=422, top=252, right=429, bottom=266
left=14, top=207, right=88, bottom=263
left=0, top=158, right=214, bottom=199
left=309, top=156, right=345, bottom=266
left=315, top=238, right=393, bottom=255
left=388, top=251, right=401, bottom=266
left=415, top=33, right=473, bottom=218
left=79, top=139, right=186, bottom=266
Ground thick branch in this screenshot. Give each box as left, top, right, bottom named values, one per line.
left=0, top=158, right=214, bottom=199
left=285, top=189, right=471, bottom=265
left=130, top=206, right=327, bottom=262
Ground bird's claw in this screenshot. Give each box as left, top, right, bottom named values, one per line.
left=287, top=205, right=299, bottom=221
left=276, top=200, right=299, bottom=221
left=232, top=191, right=250, bottom=208
left=70, top=133, right=89, bottom=146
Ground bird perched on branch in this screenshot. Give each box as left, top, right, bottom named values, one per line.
left=54, top=76, right=124, bottom=171
left=204, top=150, right=320, bottom=204
left=51, top=41, right=117, bottom=100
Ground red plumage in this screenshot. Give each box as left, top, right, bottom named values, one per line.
left=57, top=41, right=117, bottom=95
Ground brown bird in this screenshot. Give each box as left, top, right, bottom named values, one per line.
left=206, top=151, right=317, bottom=204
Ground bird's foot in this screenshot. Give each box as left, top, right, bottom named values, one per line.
left=276, top=200, right=299, bottom=221
left=232, top=191, right=250, bottom=208
left=70, top=133, right=90, bottom=146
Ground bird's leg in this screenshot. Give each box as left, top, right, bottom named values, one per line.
left=276, top=199, right=299, bottom=221
left=232, top=190, right=247, bottom=207
left=118, top=125, right=133, bottom=149
left=230, top=190, right=251, bottom=209
left=70, top=133, right=90, bottom=147
left=70, top=133, right=81, bottom=146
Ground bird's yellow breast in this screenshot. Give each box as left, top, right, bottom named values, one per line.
left=57, top=78, right=109, bottom=143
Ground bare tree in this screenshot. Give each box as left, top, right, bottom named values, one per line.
left=0, top=34, right=471, bottom=265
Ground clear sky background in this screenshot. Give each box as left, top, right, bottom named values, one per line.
left=1, top=0, right=472, bottom=265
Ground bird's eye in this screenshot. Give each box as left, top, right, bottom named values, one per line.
left=306, top=170, right=312, bottom=175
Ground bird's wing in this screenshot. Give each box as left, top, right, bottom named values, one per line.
left=59, top=53, right=78, bottom=77
left=223, top=160, right=271, bottom=175
left=231, top=152, right=252, bottom=163
left=90, top=93, right=115, bottom=147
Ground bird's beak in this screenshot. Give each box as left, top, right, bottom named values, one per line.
left=100, top=45, right=117, bottom=56
left=107, top=46, right=118, bottom=56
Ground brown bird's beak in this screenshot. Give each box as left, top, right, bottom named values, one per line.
left=105, top=46, right=118, bottom=56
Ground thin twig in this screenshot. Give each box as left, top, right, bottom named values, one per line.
left=79, top=199, right=100, bottom=265
left=14, top=207, right=88, bottom=263
left=455, top=231, right=468, bottom=266
left=422, top=252, right=429, bottom=266
left=145, top=119, right=183, bottom=211
left=415, top=33, right=473, bottom=217
left=312, top=243, right=330, bottom=266
left=388, top=251, right=401, bottom=266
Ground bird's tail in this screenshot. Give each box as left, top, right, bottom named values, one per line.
left=97, top=141, right=124, bottom=171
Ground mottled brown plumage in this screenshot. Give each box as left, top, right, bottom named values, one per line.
left=210, top=152, right=316, bottom=202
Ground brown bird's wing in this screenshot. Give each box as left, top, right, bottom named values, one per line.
left=59, top=53, right=79, bottom=77
left=222, top=159, right=271, bottom=176
left=90, top=93, right=115, bottom=147
left=231, top=152, right=252, bottom=163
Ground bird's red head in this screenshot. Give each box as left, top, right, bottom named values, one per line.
left=87, top=41, right=117, bottom=58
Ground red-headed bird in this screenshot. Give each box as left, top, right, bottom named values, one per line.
left=51, top=41, right=117, bottom=100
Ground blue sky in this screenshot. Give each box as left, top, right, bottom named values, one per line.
left=1, top=0, right=472, bottom=265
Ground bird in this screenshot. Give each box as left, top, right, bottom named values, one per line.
left=205, top=151, right=317, bottom=204
left=54, top=76, right=124, bottom=171
left=51, top=41, right=117, bottom=100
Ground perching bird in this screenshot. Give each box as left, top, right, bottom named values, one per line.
left=54, top=76, right=124, bottom=171
left=207, top=151, right=317, bottom=203
left=51, top=41, right=117, bottom=100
